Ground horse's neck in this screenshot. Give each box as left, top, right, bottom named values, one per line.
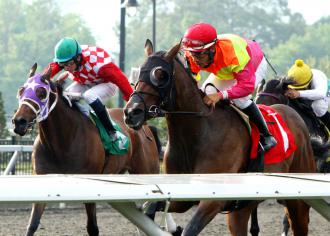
left=166, top=63, right=212, bottom=155
left=173, top=62, right=207, bottom=113
left=38, top=96, right=84, bottom=147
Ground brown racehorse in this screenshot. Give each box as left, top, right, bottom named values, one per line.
left=124, top=40, right=316, bottom=236
left=12, top=64, right=160, bottom=236
left=252, top=77, right=330, bottom=236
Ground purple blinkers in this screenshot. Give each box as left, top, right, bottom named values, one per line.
left=18, top=74, right=53, bottom=122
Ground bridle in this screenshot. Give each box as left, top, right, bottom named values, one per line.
left=129, top=53, right=214, bottom=120
left=18, top=75, right=58, bottom=125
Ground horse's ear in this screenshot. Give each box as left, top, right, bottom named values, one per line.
left=280, top=76, right=293, bottom=91
left=144, top=39, right=154, bottom=56
left=41, top=65, right=52, bottom=82
left=29, top=63, right=38, bottom=78
left=164, top=41, right=181, bottom=62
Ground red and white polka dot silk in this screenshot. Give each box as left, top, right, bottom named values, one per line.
left=72, top=45, right=113, bottom=85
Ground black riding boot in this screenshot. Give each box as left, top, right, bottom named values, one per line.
left=242, top=102, right=277, bottom=152
left=319, top=111, right=330, bottom=131
left=89, top=99, right=117, bottom=139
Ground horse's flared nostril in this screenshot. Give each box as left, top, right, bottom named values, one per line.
left=15, top=117, right=28, bottom=127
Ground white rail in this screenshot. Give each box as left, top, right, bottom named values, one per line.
left=0, top=173, right=329, bottom=235
left=0, top=145, right=33, bottom=175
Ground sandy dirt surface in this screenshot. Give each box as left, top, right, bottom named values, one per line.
left=0, top=200, right=329, bottom=236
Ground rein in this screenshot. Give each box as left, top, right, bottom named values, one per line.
left=148, top=104, right=214, bottom=118
left=256, top=92, right=289, bottom=105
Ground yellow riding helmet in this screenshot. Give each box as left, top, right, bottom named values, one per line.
left=287, top=59, right=312, bottom=89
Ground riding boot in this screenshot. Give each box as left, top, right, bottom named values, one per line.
left=242, top=102, right=277, bottom=152
left=89, top=99, right=117, bottom=140
left=319, top=111, right=330, bottom=131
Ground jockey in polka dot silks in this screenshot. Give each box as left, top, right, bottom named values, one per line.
left=47, top=37, right=133, bottom=141
left=182, top=22, right=277, bottom=152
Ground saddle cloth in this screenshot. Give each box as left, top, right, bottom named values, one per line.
left=90, top=111, right=129, bottom=155
left=250, top=104, right=297, bottom=164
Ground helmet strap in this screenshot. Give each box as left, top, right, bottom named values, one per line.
left=204, top=46, right=216, bottom=68
left=73, top=54, right=82, bottom=71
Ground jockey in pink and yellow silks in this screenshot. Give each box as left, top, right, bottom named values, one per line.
left=182, top=22, right=277, bottom=152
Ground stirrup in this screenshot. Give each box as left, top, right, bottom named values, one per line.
left=261, top=136, right=277, bottom=152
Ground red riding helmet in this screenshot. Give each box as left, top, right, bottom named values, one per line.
left=182, top=23, right=217, bottom=52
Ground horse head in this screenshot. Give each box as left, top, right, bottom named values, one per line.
left=255, top=76, right=294, bottom=105
left=124, top=39, right=205, bottom=130
left=12, top=63, right=57, bottom=136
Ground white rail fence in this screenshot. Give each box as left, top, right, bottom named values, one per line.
left=0, top=145, right=33, bottom=175
left=0, top=173, right=329, bottom=235
left=1, top=146, right=329, bottom=235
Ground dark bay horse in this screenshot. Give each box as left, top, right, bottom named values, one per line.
left=124, top=40, right=317, bottom=236
left=255, top=77, right=330, bottom=172
left=12, top=63, right=160, bottom=236
left=256, top=77, right=329, bottom=142
left=252, top=77, right=330, bottom=236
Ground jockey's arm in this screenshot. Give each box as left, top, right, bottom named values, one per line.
left=225, top=65, right=255, bottom=99
left=98, top=63, right=133, bottom=101
left=298, top=70, right=328, bottom=100
left=45, top=62, right=63, bottom=79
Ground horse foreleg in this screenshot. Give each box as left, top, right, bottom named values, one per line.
left=25, top=203, right=46, bottom=236
left=285, top=200, right=310, bottom=236
left=227, top=204, right=255, bottom=236
left=84, top=203, right=99, bottom=236
left=281, top=214, right=290, bottom=236
left=250, top=207, right=260, bottom=236
left=182, top=200, right=222, bottom=236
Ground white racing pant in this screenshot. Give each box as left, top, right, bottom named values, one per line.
left=202, top=57, right=268, bottom=109
left=311, top=98, right=330, bottom=117
left=65, top=82, right=117, bottom=115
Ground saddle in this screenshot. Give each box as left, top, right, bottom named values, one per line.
left=231, top=104, right=297, bottom=172
left=62, top=93, right=129, bottom=155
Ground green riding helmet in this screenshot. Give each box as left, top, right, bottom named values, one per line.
left=53, top=37, right=82, bottom=63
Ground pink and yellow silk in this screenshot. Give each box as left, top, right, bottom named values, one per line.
left=186, top=34, right=264, bottom=99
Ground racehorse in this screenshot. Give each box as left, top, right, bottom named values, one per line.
left=124, top=40, right=317, bottom=236
left=12, top=63, right=160, bottom=236
left=252, top=77, right=330, bottom=236
left=256, top=77, right=329, bottom=143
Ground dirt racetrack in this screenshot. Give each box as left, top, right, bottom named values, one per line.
left=0, top=200, right=329, bottom=236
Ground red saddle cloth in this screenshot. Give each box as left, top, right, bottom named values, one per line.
left=250, top=104, right=297, bottom=164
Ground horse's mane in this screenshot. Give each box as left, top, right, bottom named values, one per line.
left=52, top=80, right=81, bottom=112
left=263, top=76, right=295, bottom=94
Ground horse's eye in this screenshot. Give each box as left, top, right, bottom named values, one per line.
left=150, top=67, right=170, bottom=88
left=35, top=87, right=48, bottom=101
left=17, top=87, right=25, bottom=98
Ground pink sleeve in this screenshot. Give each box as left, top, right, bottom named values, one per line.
left=226, top=61, right=256, bottom=99
left=226, top=40, right=263, bottom=99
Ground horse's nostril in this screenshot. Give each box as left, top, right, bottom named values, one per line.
left=132, top=108, right=144, bottom=116
left=15, top=118, right=28, bottom=126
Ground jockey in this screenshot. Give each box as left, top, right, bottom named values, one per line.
left=47, top=37, right=133, bottom=140
left=182, top=22, right=277, bottom=151
left=285, top=59, right=330, bottom=130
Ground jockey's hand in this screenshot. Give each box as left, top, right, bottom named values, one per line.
left=203, top=92, right=223, bottom=107
left=285, top=89, right=300, bottom=99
